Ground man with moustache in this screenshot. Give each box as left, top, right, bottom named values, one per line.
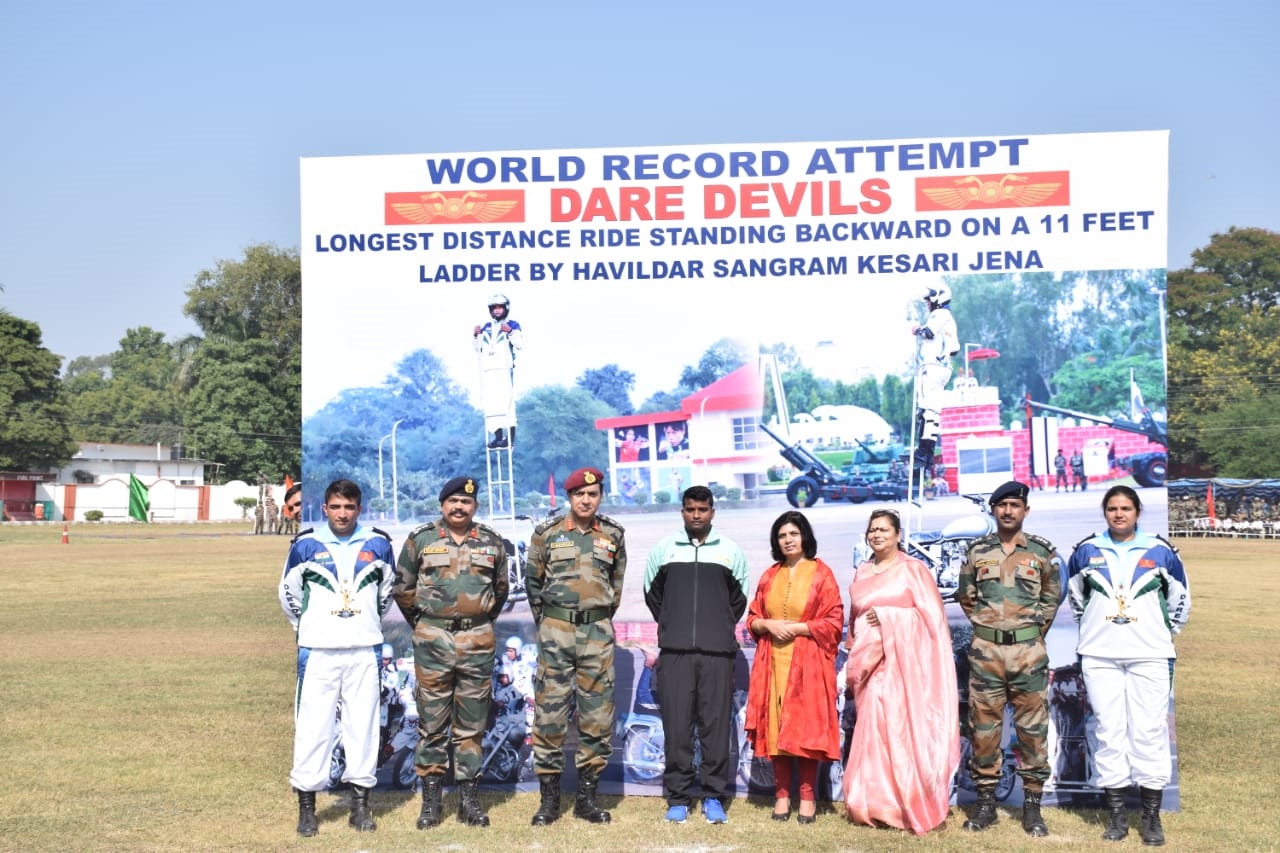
left=526, top=467, right=627, bottom=826
left=394, top=476, right=509, bottom=829
left=957, top=480, right=1063, bottom=837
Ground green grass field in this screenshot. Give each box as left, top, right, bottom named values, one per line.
left=0, top=524, right=1275, bottom=851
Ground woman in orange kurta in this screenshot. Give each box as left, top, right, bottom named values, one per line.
left=843, top=509, right=959, bottom=835
left=745, top=510, right=844, bottom=824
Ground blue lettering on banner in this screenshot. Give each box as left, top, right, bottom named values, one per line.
left=805, top=138, right=1029, bottom=174
left=419, top=263, right=521, bottom=282
left=424, top=156, right=586, bottom=185
left=711, top=256, right=848, bottom=278
left=315, top=232, right=433, bottom=252
left=794, top=219, right=953, bottom=242
left=441, top=230, right=572, bottom=250
left=602, top=150, right=789, bottom=180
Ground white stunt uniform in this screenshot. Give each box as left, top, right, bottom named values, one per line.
left=279, top=523, right=395, bottom=792
left=475, top=319, right=522, bottom=440
left=1066, top=529, right=1190, bottom=790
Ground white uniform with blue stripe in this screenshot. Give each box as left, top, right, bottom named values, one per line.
left=279, top=523, right=395, bottom=792
left=1066, top=529, right=1190, bottom=790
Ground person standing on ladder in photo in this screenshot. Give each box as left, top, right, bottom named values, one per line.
left=912, top=284, right=959, bottom=471
left=474, top=293, right=523, bottom=449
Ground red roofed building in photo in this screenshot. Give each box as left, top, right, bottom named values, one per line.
left=595, top=364, right=769, bottom=505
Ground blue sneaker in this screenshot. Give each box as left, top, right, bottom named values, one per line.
left=664, top=804, right=688, bottom=823
left=703, top=798, right=728, bottom=824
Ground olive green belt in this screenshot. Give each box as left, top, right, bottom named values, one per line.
left=973, top=624, right=1041, bottom=645
left=541, top=604, right=610, bottom=625
left=418, top=614, right=490, bottom=632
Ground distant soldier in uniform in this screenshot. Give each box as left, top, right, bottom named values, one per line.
left=1069, top=449, right=1086, bottom=491
left=957, top=480, right=1063, bottom=837
left=253, top=500, right=266, bottom=535
left=526, top=467, right=627, bottom=826
left=265, top=495, right=280, bottom=535
left=394, top=476, right=509, bottom=829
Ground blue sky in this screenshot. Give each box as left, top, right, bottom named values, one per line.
left=2, top=0, right=1276, bottom=365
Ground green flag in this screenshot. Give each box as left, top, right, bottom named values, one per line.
left=128, top=475, right=150, bottom=522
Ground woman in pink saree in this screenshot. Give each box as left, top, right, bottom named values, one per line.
left=843, top=509, right=959, bottom=835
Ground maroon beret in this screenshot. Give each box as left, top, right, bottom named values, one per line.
left=564, top=467, right=605, bottom=493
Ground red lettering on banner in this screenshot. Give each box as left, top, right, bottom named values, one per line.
left=550, top=186, right=684, bottom=222
left=703, top=180, right=893, bottom=219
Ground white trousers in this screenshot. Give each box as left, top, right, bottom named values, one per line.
left=1081, top=655, right=1172, bottom=789
left=290, top=646, right=380, bottom=792
left=917, top=362, right=951, bottom=440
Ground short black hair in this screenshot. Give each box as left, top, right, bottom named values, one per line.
left=324, top=479, right=362, bottom=505
left=284, top=483, right=302, bottom=502
left=681, top=485, right=714, bottom=506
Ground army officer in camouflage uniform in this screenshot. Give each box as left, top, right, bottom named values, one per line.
left=526, top=466, right=626, bottom=826
left=394, top=476, right=508, bottom=829
left=957, top=480, right=1062, bottom=837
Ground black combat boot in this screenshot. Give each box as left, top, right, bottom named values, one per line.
left=348, top=784, right=376, bottom=832
left=488, top=428, right=508, bottom=449
left=508, top=426, right=516, bottom=448
left=295, top=789, right=319, bottom=837
left=531, top=773, right=562, bottom=825
left=457, top=780, right=490, bottom=827
left=573, top=769, right=611, bottom=823
left=963, top=787, right=999, bottom=831
left=1021, top=790, right=1048, bottom=837
left=913, top=437, right=935, bottom=471
left=416, top=776, right=443, bottom=830
left=1139, top=787, right=1165, bottom=846
left=1102, top=787, right=1129, bottom=841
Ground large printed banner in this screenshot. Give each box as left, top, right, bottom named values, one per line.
left=301, top=131, right=1167, bottom=418
left=300, top=131, right=1173, bottom=805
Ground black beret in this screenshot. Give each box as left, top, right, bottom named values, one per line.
left=989, top=480, right=1030, bottom=505
left=564, top=467, right=605, bottom=493
left=439, top=476, right=478, bottom=502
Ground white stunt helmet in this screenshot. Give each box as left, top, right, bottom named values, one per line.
left=505, top=635, right=523, bottom=653
left=924, top=284, right=952, bottom=307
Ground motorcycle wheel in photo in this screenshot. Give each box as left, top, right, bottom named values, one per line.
left=620, top=713, right=665, bottom=784
left=953, top=735, right=1018, bottom=802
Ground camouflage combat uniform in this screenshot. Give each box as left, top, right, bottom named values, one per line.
left=957, top=531, right=1063, bottom=794
left=394, top=520, right=509, bottom=780
left=526, top=513, right=626, bottom=775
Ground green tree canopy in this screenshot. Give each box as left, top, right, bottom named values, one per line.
left=0, top=311, right=77, bottom=469
left=1168, top=227, right=1280, bottom=474
left=576, top=364, right=635, bottom=414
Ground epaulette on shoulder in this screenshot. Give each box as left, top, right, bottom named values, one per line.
left=1152, top=533, right=1179, bottom=553
left=405, top=520, right=438, bottom=540
left=290, top=527, right=315, bottom=544
left=596, top=512, right=625, bottom=534
left=967, top=532, right=998, bottom=551
left=1025, top=532, right=1058, bottom=553
left=534, top=514, right=566, bottom=535
left=370, top=526, right=393, bottom=542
